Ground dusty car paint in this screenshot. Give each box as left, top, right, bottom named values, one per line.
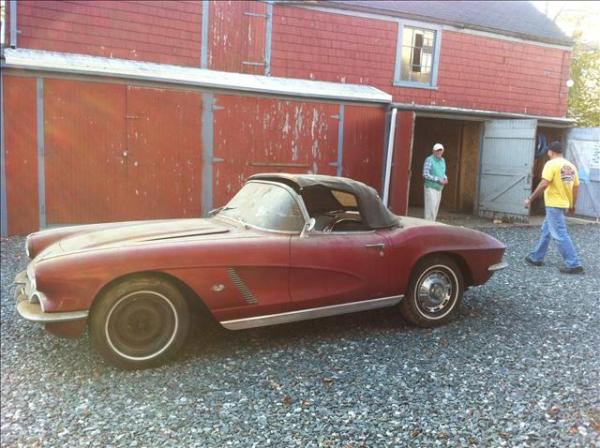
left=16, top=176, right=506, bottom=341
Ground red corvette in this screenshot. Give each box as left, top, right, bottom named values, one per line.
left=15, top=174, right=507, bottom=369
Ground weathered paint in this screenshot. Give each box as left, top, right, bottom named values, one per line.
left=342, top=105, right=386, bottom=193
left=3, top=76, right=39, bottom=235
left=212, top=95, right=338, bottom=207
left=124, top=86, right=203, bottom=221
left=44, top=81, right=203, bottom=225
left=3, top=48, right=392, bottom=104
left=202, top=93, right=215, bottom=216
left=201, top=0, right=210, bottom=68
left=388, top=111, right=415, bottom=214
left=209, top=0, right=267, bottom=74
left=44, top=79, right=128, bottom=224
left=265, top=1, right=273, bottom=76
left=13, top=0, right=202, bottom=66
left=336, top=104, right=344, bottom=177
left=0, top=70, right=7, bottom=237
left=9, top=0, right=17, bottom=48
left=36, top=78, right=46, bottom=229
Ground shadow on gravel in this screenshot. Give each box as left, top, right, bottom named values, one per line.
left=180, top=307, right=413, bottom=360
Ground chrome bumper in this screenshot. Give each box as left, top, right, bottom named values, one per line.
left=488, top=261, right=508, bottom=272
left=14, top=271, right=88, bottom=323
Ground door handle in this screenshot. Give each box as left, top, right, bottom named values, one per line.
left=365, top=243, right=385, bottom=257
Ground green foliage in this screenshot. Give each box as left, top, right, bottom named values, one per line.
left=568, top=35, right=600, bottom=127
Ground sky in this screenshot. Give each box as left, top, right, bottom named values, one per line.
left=531, top=1, right=600, bottom=46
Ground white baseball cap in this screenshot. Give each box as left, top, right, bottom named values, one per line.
left=433, top=143, right=444, bottom=151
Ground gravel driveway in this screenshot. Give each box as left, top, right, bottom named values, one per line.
left=1, top=225, right=599, bottom=447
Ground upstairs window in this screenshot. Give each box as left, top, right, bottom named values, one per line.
left=394, top=22, right=441, bottom=89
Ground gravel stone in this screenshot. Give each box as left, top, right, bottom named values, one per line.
left=1, top=224, right=599, bottom=447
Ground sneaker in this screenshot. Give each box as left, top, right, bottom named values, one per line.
left=559, top=266, right=584, bottom=274
left=525, top=256, right=543, bottom=267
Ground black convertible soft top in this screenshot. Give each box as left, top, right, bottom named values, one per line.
left=249, top=173, right=399, bottom=229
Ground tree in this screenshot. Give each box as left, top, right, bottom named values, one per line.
left=568, top=32, right=600, bottom=127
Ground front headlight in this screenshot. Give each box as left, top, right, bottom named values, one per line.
left=25, top=264, right=36, bottom=296
left=25, top=235, right=31, bottom=258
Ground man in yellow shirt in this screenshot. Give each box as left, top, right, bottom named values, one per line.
left=524, top=141, right=583, bottom=274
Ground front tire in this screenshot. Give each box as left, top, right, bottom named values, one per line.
left=400, top=255, right=464, bottom=328
left=90, top=276, right=190, bottom=369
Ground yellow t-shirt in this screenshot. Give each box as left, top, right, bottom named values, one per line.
left=542, top=157, right=580, bottom=208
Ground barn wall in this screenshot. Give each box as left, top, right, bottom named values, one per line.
left=342, top=106, right=386, bottom=193
left=208, top=0, right=267, bottom=74
left=211, top=94, right=340, bottom=207
left=10, top=0, right=202, bottom=66
left=3, top=76, right=39, bottom=235
left=8, top=1, right=570, bottom=118
left=44, top=79, right=128, bottom=224
left=270, top=5, right=570, bottom=117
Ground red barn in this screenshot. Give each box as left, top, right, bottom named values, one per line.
left=0, top=0, right=574, bottom=236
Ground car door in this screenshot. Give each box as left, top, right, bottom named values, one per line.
left=289, top=230, right=390, bottom=308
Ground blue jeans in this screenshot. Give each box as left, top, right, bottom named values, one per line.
left=528, top=207, right=582, bottom=268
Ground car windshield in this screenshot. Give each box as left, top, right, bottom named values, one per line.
left=217, top=182, right=306, bottom=232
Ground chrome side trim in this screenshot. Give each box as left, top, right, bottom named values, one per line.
left=221, top=294, right=404, bottom=330
left=227, top=268, right=258, bottom=305
left=488, top=261, right=508, bottom=272
left=16, top=287, right=88, bottom=323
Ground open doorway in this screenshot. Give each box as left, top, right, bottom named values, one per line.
left=530, top=126, right=566, bottom=215
left=408, top=117, right=481, bottom=217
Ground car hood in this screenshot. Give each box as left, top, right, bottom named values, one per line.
left=50, top=219, right=234, bottom=257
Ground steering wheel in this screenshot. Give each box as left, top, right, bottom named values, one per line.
left=323, top=217, right=362, bottom=232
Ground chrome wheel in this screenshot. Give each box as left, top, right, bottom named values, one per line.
left=414, top=264, right=459, bottom=320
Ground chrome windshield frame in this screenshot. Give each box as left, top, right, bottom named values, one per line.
left=214, top=180, right=310, bottom=234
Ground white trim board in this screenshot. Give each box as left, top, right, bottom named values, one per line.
left=1, top=48, right=392, bottom=104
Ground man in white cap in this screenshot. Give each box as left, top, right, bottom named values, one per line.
left=422, top=143, right=448, bottom=221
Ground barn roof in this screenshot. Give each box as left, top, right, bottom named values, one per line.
left=1, top=48, right=392, bottom=104
left=329, top=1, right=572, bottom=46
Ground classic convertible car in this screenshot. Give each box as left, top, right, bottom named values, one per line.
left=15, top=173, right=507, bottom=369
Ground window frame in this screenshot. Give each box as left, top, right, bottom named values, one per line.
left=393, top=20, right=442, bottom=90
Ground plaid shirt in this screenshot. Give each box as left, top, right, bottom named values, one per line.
left=423, top=156, right=444, bottom=183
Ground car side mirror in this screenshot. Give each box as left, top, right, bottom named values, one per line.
left=301, top=218, right=316, bottom=237
left=208, top=207, right=222, bottom=217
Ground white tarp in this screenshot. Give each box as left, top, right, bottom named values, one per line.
left=566, top=127, right=600, bottom=220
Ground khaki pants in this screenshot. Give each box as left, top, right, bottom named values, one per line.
left=424, top=187, right=442, bottom=221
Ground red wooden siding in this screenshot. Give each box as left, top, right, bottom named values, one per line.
left=436, top=31, right=570, bottom=117
left=271, top=6, right=398, bottom=85
left=388, top=111, right=415, bottom=215
left=43, top=81, right=203, bottom=225
left=271, top=5, right=570, bottom=117
left=342, top=105, right=386, bottom=193
left=8, top=1, right=570, bottom=117
left=14, top=0, right=202, bottom=66
left=3, top=76, right=39, bottom=235
left=124, top=86, right=203, bottom=220
left=209, top=0, right=267, bottom=74
left=212, top=95, right=339, bottom=207
left=45, top=79, right=127, bottom=224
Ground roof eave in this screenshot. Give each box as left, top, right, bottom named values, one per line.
left=309, top=1, right=574, bottom=48
left=1, top=48, right=392, bottom=104
left=390, top=103, right=576, bottom=127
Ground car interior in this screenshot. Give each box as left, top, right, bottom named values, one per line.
left=300, top=186, right=371, bottom=232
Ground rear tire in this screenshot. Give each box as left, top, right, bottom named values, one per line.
left=90, top=276, right=190, bottom=369
left=400, top=255, right=464, bottom=328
